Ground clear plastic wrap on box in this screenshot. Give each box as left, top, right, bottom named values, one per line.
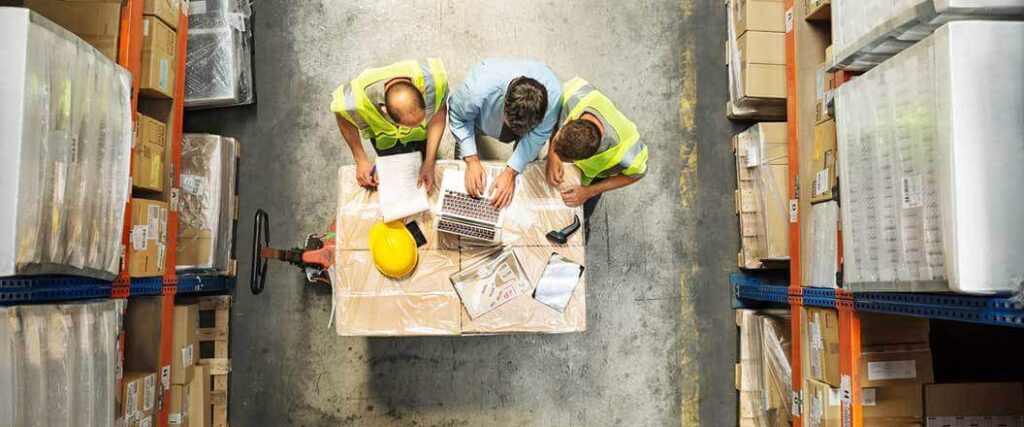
left=836, top=21, right=1024, bottom=294
left=0, top=299, right=125, bottom=426
left=832, top=0, right=1024, bottom=71
left=735, top=124, right=789, bottom=269
left=0, top=8, right=132, bottom=279
left=333, top=161, right=587, bottom=336
left=808, top=201, right=838, bottom=288
left=737, top=309, right=792, bottom=427
left=185, top=0, right=254, bottom=108
left=725, top=0, right=787, bottom=119
left=177, top=134, right=238, bottom=274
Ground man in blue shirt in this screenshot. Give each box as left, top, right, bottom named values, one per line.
left=448, top=59, right=562, bottom=209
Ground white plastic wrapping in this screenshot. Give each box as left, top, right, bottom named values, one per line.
left=832, top=0, right=1024, bottom=71
left=735, top=123, right=789, bottom=269
left=808, top=201, right=838, bottom=288
left=177, top=134, right=238, bottom=274
left=836, top=21, right=1024, bottom=294
left=737, top=309, right=792, bottom=427
left=0, top=299, right=125, bottom=427
left=185, top=0, right=254, bottom=108
left=0, top=8, right=133, bottom=279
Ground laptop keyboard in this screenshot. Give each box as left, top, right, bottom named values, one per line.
left=438, top=219, right=497, bottom=241
left=442, top=190, right=501, bottom=223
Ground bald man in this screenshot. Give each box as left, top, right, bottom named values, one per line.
left=332, top=59, right=449, bottom=189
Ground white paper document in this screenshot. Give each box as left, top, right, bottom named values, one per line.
left=533, top=253, right=584, bottom=312
left=376, top=152, right=430, bottom=222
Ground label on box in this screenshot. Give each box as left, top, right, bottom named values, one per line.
left=131, top=225, right=148, bottom=251
left=840, top=375, right=852, bottom=404
left=126, top=381, right=139, bottom=419
left=170, top=188, right=180, bottom=211
left=901, top=175, right=923, bottom=208
left=169, top=413, right=183, bottom=425
left=861, top=388, right=876, bottom=406
left=148, top=205, right=160, bottom=240
left=143, top=375, right=155, bottom=411
left=144, top=19, right=150, bottom=36
left=157, top=243, right=166, bottom=271
left=867, top=360, right=916, bottom=380
left=182, top=344, right=194, bottom=366
left=789, top=199, right=798, bottom=223
left=792, top=391, right=802, bottom=417
left=161, top=365, right=171, bottom=390
left=814, top=169, right=829, bottom=196
left=810, top=393, right=823, bottom=424
left=191, top=0, right=206, bottom=14
left=159, top=58, right=170, bottom=91
left=181, top=175, right=206, bottom=195
left=785, top=8, right=794, bottom=32
left=810, top=313, right=823, bottom=349
left=828, top=387, right=840, bottom=406
left=160, top=208, right=168, bottom=241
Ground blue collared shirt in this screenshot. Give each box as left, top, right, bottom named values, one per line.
left=448, top=59, right=562, bottom=173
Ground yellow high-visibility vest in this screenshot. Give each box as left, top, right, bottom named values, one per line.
left=560, top=77, right=648, bottom=185
left=331, top=58, right=448, bottom=150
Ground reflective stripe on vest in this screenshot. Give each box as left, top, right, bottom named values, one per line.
left=560, top=77, right=647, bottom=185
left=332, top=59, right=447, bottom=150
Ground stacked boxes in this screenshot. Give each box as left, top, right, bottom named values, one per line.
left=121, top=371, right=158, bottom=426
left=144, top=0, right=179, bottom=30
left=333, top=161, right=587, bottom=336
left=133, top=114, right=168, bottom=192
left=0, top=8, right=133, bottom=279
left=925, top=383, right=1024, bottom=425
left=734, top=123, right=789, bottom=269
left=17, top=0, right=123, bottom=60
left=727, top=0, right=787, bottom=118
left=736, top=309, right=793, bottom=426
left=128, top=198, right=169, bottom=277
left=169, top=303, right=199, bottom=427
left=836, top=21, right=1024, bottom=294
left=177, top=134, right=239, bottom=275
left=141, top=15, right=177, bottom=98
left=805, top=0, right=830, bottom=21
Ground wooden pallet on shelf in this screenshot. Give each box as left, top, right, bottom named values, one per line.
left=196, top=295, right=232, bottom=427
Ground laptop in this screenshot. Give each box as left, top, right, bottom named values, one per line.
left=436, top=168, right=505, bottom=243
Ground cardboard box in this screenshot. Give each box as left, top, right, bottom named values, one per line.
left=129, top=198, right=168, bottom=277
left=735, top=123, right=789, bottom=269
left=189, top=365, right=212, bottom=427
left=741, top=63, right=786, bottom=99
left=140, top=16, right=176, bottom=98
left=171, top=304, right=198, bottom=385
left=144, top=0, right=179, bottom=30
left=815, top=64, right=835, bottom=124
left=133, top=414, right=154, bottom=427
left=121, top=371, right=147, bottom=424
left=925, top=382, right=1024, bottom=420
left=861, top=313, right=929, bottom=348
left=860, top=345, right=933, bottom=389
left=804, top=307, right=841, bottom=387
left=809, top=119, right=836, bottom=203
left=168, top=382, right=191, bottom=427
left=862, top=383, right=925, bottom=425
left=738, top=31, right=785, bottom=67
left=133, top=113, right=166, bottom=192
left=733, top=0, right=785, bottom=37
left=21, top=0, right=122, bottom=60
left=805, top=379, right=841, bottom=427
left=805, top=0, right=831, bottom=21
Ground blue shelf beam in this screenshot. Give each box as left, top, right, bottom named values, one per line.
left=177, top=274, right=231, bottom=294
left=0, top=274, right=232, bottom=304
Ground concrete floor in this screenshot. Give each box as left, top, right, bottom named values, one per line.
left=186, top=0, right=741, bottom=425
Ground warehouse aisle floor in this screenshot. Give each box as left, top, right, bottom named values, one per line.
left=185, top=0, right=740, bottom=425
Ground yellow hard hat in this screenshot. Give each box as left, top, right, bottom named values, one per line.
left=368, top=221, right=418, bottom=278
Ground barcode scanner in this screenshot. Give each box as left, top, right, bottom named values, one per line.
left=546, top=215, right=581, bottom=245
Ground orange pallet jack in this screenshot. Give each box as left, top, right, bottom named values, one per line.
left=250, top=209, right=335, bottom=294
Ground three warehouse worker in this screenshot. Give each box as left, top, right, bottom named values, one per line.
left=332, top=59, right=648, bottom=213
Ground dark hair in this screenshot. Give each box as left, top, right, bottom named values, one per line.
left=385, top=81, right=425, bottom=124
left=554, top=119, right=601, bottom=160
left=504, top=77, right=548, bottom=136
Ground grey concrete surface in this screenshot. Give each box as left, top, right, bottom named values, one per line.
left=185, top=0, right=741, bottom=425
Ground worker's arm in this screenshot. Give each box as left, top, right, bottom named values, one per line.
left=335, top=113, right=377, bottom=188
left=417, top=104, right=447, bottom=191
left=545, top=141, right=564, bottom=186
left=561, top=174, right=641, bottom=207
left=448, top=83, right=486, bottom=197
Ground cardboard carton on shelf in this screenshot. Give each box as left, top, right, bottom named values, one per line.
left=188, top=365, right=212, bottom=427
left=814, top=64, right=835, bottom=125
left=804, top=0, right=831, bottom=21
left=740, top=63, right=786, bottom=99
left=737, top=31, right=785, bottom=67
left=140, top=16, right=176, bottom=99
left=809, top=119, right=836, bottom=203
left=803, top=307, right=841, bottom=387
left=133, top=113, right=167, bottom=192
left=168, top=382, right=191, bottom=427
left=171, top=304, right=199, bottom=385
left=734, top=123, right=789, bottom=269
left=804, top=378, right=840, bottom=427
left=120, top=371, right=147, bottom=424
left=144, top=0, right=179, bottom=30
left=19, top=0, right=122, bottom=60
left=732, top=0, right=785, bottom=38
left=925, top=382, right=1024, bottom=422
left=128, top=198, right=168, bottom=277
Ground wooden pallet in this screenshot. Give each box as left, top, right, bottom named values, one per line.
left=196, top=295, right=231, bottom=427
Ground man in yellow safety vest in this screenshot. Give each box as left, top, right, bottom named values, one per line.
left=331, top=58, right=448, bottom=190
left=546, top=77, right=648, bottom=215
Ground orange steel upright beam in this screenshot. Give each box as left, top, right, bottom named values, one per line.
left=156, top=10, right=189, bottom=427
left=783, top=0, right=803, bottom=424
left=837, top=290, right=862, bottom=427
left=113, top=0, right=145, bottom=299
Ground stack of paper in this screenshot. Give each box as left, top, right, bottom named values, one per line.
left=376, top=152, right=430, bottom=222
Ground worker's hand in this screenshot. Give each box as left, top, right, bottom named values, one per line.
left=465, top=156, right=486, bottom=197
left=356, top=159, right=378, bottom=188
left=546, top=158, right=564, bottom=186
left=417, top=160, right=435, bottom=192
left=487, top=167, right=517, bottom=209
left=561, top=185, right=594, bottom=207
